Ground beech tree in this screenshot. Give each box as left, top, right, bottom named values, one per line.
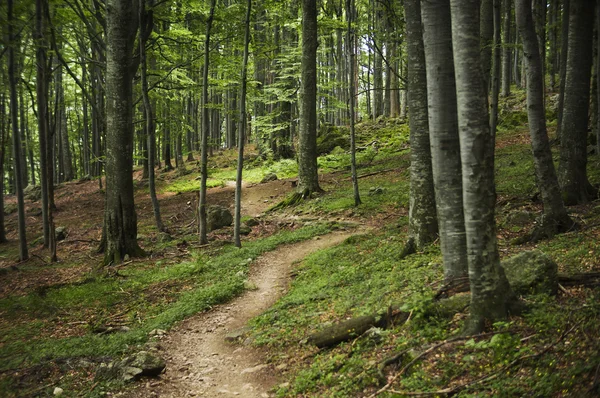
left=101, top=0, right=144, bottom=265
left=421, top=0, right=467, bottom=282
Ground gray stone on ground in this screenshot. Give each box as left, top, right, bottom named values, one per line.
left=55, top=226, right=67, bottom=241
left=261, top=173, right=278, bottom=183
left=157, top=232, right=172, bottom=243
left=23, top=184, right=42, bottom=201
left=95, top=351, right=166, bottom=382
left=245, top=217, right=260, bottom=227
left=207, top=205, right=233, bottom=231
left=4, top=203, right=17, bottom=215
left=502, top=250, right=558, bottom=296
left=239, top=224, right=252, bottom=235
left=505, top=210, right=534, bottom=227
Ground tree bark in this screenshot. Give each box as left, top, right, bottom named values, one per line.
left=556, top=0, right=569, bottom=141
left=405, top=0, right=437, bottom=249
left=421, top=0, right=468, bottom=282
left=489, top=0, right=501, bottom=137
left=199, top=0, right=216, bottom=244
left=347, top=0, right=361, bottom=207
left=8, top=0, right=28, bottom=261
left=557, top=1, right=596, bottom=205
left=480, top=0, right=494, bottom=92
left=501, top=0, right=512, bottom=96
left=450, top=0, right=517, bottom=334
left=516, top=0, right=575, bottom=241
left=101, top=0, right=144, bottom=265
left=298, top=0, right=322, bottom=194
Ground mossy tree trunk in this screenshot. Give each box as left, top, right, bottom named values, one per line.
left=450, top=0, right=516, bottom=334
left=421, top=0, right=467, bottom=282
left=516, top=0, right=575, bottom=240
left=101, top=0, right=144, bottom=265
left=346, top=0, right=361, bottom=207
left=557, top=1, right=596, bottom=205
left=298, top=0, right=321, bottom=195
left=405, top=0, right=437, bottom=250
left=501, top=0, right=512, bottom=96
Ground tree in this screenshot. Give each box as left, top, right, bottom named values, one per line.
left=139, top=0, right=164, bottom=233
left=7, top=0, right=28, bottom=261
left=556, top=0, right=569, bottom=141
left=297, top=0, right=321, bottom=196
left=198, top=0, right=217, bottom=245
left=421, top=0, right=467, bottom=282
left=450, top=0, right=518, bottom=334
left=404, top=0, right=437, bottom=251
left=489, top=0, right=501, bottom=136
left=346, top=0, right=361, bottom=207
left=501, top=0, right=512, bottom=97
left=557, top=1, right=596, bottom=205
left=515, top=0, right=574, bottom=241
left=234, top=0, right=251, bottom=248
left=101, top=0, right=144, bottom=265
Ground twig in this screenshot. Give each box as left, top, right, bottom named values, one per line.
left=558, top=283, right=570, bottom=295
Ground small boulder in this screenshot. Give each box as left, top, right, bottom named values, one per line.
left=245, top=218, right=259, bottom=227
left=95, top=351, right=166, bottom=382
left=261, top=173, right=278, bottom=183
left=368, top=186, right=384, bottom=195
left=55, top=226, right=67, bottom=241
left=23, top=185, right=42, bottom=201
left=207, top=205, right=233, bottom=232
left=126, top=351, right=166, bottom=377
left=239, top=224, right=252, bottom=235
left=502, top=250, right=558, bottom=296
left=4, top=203, right=18, bottom=215
left=505, top=210, right=534, bottom=227
left=157, top=232, right=172, bottom=243
left=53, top=387, right=64, bottom=396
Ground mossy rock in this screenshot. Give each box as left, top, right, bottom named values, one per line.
left=207, top=205, right=233, bottom=232
left=505, top=210, right=535, bottom=227
left=4, top=203, right=18, bottom=215
left=426, top=294, right=470, bottom=319
left=502, top=250, right=558, bottom=296
left=23, top=184, right=42, bottom=201
left=316, top=124, right=349, bottom=155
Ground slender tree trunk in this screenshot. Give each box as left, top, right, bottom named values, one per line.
left=450, top=0, right=518, bottom=334
left=234, top=0, right=251, bottom=248
left=101, top=0, right=144, bottom=265
left=199, top=0, right=216, bottom=244
left=298, top=0, right=322, bottom=195
left=558, top=1, right=596, bottom=205
left=0, top=95, right=7, bottom=243
left=140, top=0, right=164, bottom=233
left=501, top=0, right=512, bottom=96
left=480, top=0, right=494, bottom=91
left=556, top=0, right=569, bottom=141
left=405, top=0, right=437, bottom=250
left=548, top=0, right=558, bottom=91
left=516, top=0, right=575, bottom=240
left=489, top=0, right=501, bottom=137
left=347, top=0, right=361, bottom=206
left=421, top=0, right=468, bottom=282
left=7, top=0, right=28, bottom=261
left=597, top=1, right=600, bottom=156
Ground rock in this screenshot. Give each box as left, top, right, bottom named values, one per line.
left=157, top=232, right=172, bottom=243
left=240, top=364, right=268, bottom=374
left=95, top=351, right=166, bottom=382
left=224, top=326, right=251, bottom=343
left=23, top=184, right=42, bottom=201
left=4, top=203, right=18, bottom=215
left=149, top=329, right=167, bottom=337
left=502, top=250, right=558, bottom=296
left=316, top=124, right=350, bottom=155
left=78, top=175, right=91, bottom=183
left=505, top=210, right=534, bottom=227
left=207, top=205, right=233, bottom=232
left=368, top=186, right=384, bottom=195
left=261, top=173, right=278, bottom=183
left=239, top=224, right=252, bottom=235
left=245, top=218, right=259, bottom=227
left=55, top=226, right=67, bottom=241
left=53, top=387, right=64, bottom=396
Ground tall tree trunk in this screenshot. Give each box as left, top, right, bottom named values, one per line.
left=597, top=1, right=600, bottom=156
left=298, top=0, right=322, bottom=195
left=450, top=0, right=518, bottom=334
left=558, top=1, right=596, bottom=205
left=347, top=0, right=361, bottom=206
left=199, top=0, right=216, bottom=244
left=234, top=0, right=251, bottom=248
left=0, top=95, right=7, bottom=243
left=101, top=0, right=144, bottom=265
left=548, top=0, right=559, bottom=91
left=480, top=0, right=494, bottom=91
left=421, top=0, right=468, bottom=282
left=516, top=0, right=575, bottom=240
left=405, top=0, right=437, bottom=250
left=489, top=0, right=501, bottom=136
left=501, top=0, right=512, bottom=96
left=140, top=0, right=164, bottom=233
left=556, top=0, right=569, bottom=141
left=7, top=0, right=28, bottom=261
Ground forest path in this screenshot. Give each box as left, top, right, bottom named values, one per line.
left=125, top=228, right=362, bottom=398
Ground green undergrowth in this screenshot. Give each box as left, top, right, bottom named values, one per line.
left=248, top=226, right=600, bottom=397
left=0, top=223, right=336, bottom=394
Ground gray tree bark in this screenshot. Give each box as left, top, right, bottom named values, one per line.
left=234, top=0, right=251, bottom=248
left=298, top=0, right=321, bottom=194
left=480, top=0, right=494, bottom=91
left=490, top=0, right=501, bottom=137
left=450, top=0, right=517, bottom=334
left=405, top=0, right=437, bottom=250
left=101, top=0, right=144, bottom=265
left=516, top=0, right=575, bottom=240
left=421, top=0, right=468, bottom=282
left=8, top=0, right=28, bottom=261
left=501, top=0, right=512, bottom=96
left=198, top=0, right=216, bottom=244
left=347, top=0, right=361, bottom=206
left=558, top=0, right=596, bottom=205
left=556, top=0, right=569, bottom=141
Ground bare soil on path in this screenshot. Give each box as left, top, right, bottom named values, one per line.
left=125, top=229, right=361, bottom=398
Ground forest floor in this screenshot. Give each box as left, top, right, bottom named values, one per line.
left=2, top=93, right=600, bottom=397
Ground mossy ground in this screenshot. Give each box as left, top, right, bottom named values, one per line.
left=2, top=88, right=600, bottom=397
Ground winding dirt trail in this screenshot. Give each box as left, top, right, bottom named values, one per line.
left=126, top=229, right=360, bottom=398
